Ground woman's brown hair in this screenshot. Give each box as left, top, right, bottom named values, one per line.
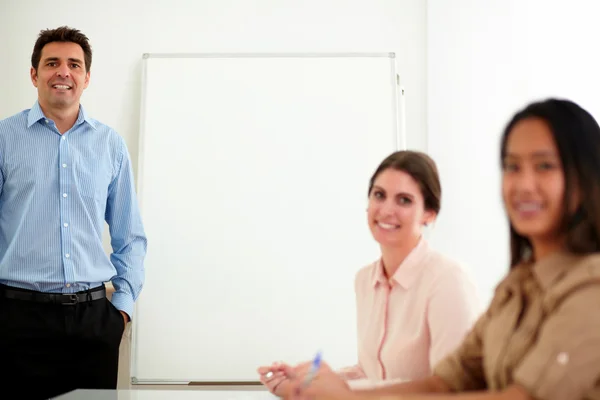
left=368, top=150, right=442, bottom=214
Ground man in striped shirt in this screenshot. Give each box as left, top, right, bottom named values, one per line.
left=0, top=26, right=147, bottom=399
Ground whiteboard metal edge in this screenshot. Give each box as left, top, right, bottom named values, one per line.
left=132, top=378, right=262, bottom=385
left=399, top=83, right=407, bottom=150
left=130, top=54, right=150, bottom=383
left=132, top=52, right=401, bottom=384
left=142, top=52, right=395, bottom=59
left=389, top=57, right=402, bottom=151
left=132, top=378, right=191, bottom=385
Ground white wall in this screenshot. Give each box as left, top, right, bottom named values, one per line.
left=426, top=0, right=523, bottom=307
left=0, top=0, right=428, bottom=173
left=517, top=0, right=600, bottom=117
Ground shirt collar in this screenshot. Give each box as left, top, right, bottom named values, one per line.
left=27, top=100, right=97, bottom=130
left=371, top=237, right=430, bottom=289
left=532, top=250, right=588, bottom=290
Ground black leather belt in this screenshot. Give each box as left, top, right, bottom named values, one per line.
left=0, top=285, right=106, bottom=305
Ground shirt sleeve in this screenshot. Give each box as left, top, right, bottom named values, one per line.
left=337, top=364, right=367, bottom=380
left=427, top=267, right=482, bottom=367
left=340, top=269, right=369, bottom=382
left=0, top=148, right=4, bottom=196
left=513, top=284, right=600, bottom=400
left=105, top=136, right=147, bottom=319
left=345, top=376, right=408, bottom=390
left=432, top=309, right=489, bottom=392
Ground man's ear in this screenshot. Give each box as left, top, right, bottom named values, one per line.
left=30, top=67, right=38, bottom=87
left=83, top=70, right=90, bottom=89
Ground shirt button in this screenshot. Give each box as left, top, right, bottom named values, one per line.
left=65, top=253, right=70, bottom=258
left=63, top=223, right=69, bottom=228
left=45, top=119, right=49, bottom=124
left=62, top=164, right=67, bottom=168
left=62, top=193, right=67, bottom=198
left=62, top=136, right=66, bottom=141
left=556, top=352, right=569, bottom=365
left=66, top=283, right=71, bottom=288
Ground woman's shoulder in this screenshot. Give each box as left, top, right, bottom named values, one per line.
left=421, top=244, right=472, bottom=281
left=541, top=252, right=600, bottom=307
left=354, top=259, right=380, bottom=283
left=486, top=252, right=600, bottom=314
left=419, top=244, right=481, bottom=304
left=353, top=259, right=394, bottom=296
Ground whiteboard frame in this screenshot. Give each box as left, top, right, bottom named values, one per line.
left=132, top=52, right=405, bottom=385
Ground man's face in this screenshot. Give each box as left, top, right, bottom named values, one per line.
left=31, top=41, right=90, bottom=111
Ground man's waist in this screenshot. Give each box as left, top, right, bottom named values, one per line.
left=0, top=283, right=107, bottom=305
left=0, top=279, right=107, bottom=294
left=0, top=260, right=115, bottom=293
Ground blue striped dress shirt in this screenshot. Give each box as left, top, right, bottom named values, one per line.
left=0, top=101, right=147, bottom=317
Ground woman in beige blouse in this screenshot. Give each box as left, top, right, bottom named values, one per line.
left=284, top=98, right=600, bottom=400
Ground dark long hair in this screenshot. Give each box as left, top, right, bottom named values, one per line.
left=500, top=98, right=600, bottom=267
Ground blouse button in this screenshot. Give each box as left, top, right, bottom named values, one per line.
left=556, top=352, right=569, bottom=365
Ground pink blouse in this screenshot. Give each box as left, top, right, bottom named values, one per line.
left=339, top=238, right=481, bottom=386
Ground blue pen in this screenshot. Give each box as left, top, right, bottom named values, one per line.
left=302, top=351, right=322, bottom=388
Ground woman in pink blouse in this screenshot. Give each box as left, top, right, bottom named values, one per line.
left=258, top=151, right=481, bottom=396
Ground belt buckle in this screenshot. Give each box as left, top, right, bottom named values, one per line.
left=63, top=294, right=79, bottom=305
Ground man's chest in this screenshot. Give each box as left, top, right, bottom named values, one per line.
left=1, top=135, right=113, bottom=201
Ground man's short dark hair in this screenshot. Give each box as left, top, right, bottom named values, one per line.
left=31, top=26, right=92, bottom=72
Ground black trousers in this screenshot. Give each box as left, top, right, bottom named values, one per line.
left=0, top=284, right=124, bottom=400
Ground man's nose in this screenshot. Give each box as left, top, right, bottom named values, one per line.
left=56, top=64, right=70, bottom=78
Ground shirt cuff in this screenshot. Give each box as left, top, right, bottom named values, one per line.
left=110, top=291, right=135, bottom=320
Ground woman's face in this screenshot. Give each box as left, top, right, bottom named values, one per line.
left=502, top=117, right=567, bottom=245
left=367, top=168, right=434, bottom=248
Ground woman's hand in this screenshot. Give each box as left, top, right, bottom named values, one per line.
left=286, top=360, right=356, bottom=400
left=257, top=361, right=295, bottom=397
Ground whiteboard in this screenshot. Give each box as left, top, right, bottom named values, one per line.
left=132, top=53, right=403, bottom=384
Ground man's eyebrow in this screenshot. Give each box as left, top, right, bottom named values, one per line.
left=41, top=57, right=84, bottom=64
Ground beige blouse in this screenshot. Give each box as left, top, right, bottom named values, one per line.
left=433, top=251, right=600, bottom=400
